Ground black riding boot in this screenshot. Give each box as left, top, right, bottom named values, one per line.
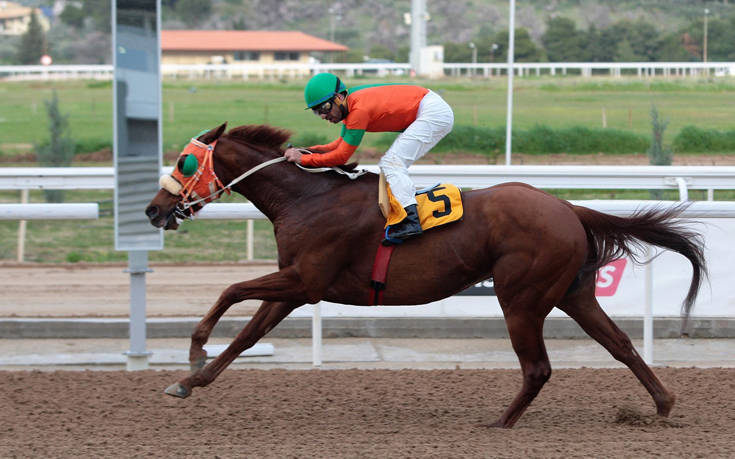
left=383, top=204, right=423, bottom=245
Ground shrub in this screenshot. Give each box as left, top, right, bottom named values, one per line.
left=425, top=124, right=648, bottom=156
left=673, top=126, right=735, bottom=153
left=75, top=138, right=112, bottom=154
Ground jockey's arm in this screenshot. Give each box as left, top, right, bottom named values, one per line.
left=300, top=140, right=358, bottom=167
left=307, top=137, right=341, bottom=153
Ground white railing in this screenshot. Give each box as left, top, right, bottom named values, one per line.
left=4, top=196, right=735, bottom=366
left=4, top=164, right=734, bottom=262
left=4, top=165, right=735, bottom=194
left=2, top=62, right=734, bottom=81
left=443, top=61, right=735, bottom=78
left=0, top=203, right=98, bottom=220
left=4, top=166, right=735, bottom=366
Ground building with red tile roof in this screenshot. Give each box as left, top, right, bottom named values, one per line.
left=161, top=30, right=348, bottom=67
left=0, top=1, right=49, bottom=36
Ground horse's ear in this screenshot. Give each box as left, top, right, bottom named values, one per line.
left=199, top=122, right=228, bottom=144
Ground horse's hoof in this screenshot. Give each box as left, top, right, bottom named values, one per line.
left=164, top=382, right=191, bottom=398
left=190, top=357, right=206, bottom=373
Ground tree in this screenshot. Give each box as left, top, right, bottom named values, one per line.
left=647, top=105, right=672, bottom=199
left=542, top=17, right=585, bottom=62
left=60, top=0, right=110, bottom=33
left=59, top=4, right=86, bottom=29
left=176, top=0, right=213, bottom=27
left=493, top=28, right=545, bottom=62
left=367, top=44, right=396, bottom=61
left=615, top=39, right=643, bottom=62
left=658, top=32, right=694, bottom=61
left=15, top=12, right=45, bottom=65
left=36, top=92, right=76, bottom=203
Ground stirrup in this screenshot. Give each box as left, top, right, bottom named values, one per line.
left=382, top=227, right=404, bottom=246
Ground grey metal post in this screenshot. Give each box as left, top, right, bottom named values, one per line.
left=125, top=250, right=152, bottom=370
left=113, top=0, right=163, bottom=370
left=409, top=0, right=426, bottom=75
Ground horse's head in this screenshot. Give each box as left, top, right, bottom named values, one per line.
left=145, top=122, right=228, bottom=230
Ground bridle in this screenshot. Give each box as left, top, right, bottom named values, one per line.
left=163, top=137, right=286, bottom=221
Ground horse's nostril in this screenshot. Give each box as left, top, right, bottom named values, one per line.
left=145, top=206, right=158, bottom=219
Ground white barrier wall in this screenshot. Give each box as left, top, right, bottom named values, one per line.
left=290, top=218, right=735, bottom=319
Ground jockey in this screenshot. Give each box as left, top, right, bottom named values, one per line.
left=284, top=72, right=454, bottom=244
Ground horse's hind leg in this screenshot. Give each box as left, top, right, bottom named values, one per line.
left=166, top=300, right=300, bottom=398
left=488, top=312, right=552, bottom=428
left=557, top=276, right=676, bottom=416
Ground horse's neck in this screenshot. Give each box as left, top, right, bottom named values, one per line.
left=231, top=157, right=357, bottom=221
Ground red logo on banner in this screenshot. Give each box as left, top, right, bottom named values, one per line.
left=595, top=258, right=627, bottom=296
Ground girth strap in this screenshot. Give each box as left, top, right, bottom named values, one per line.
left=369, top=244, right=396, bottom=305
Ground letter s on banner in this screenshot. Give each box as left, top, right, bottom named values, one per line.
left=595, top=258, right=628, bottom=296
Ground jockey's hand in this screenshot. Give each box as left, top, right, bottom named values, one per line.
left=284, top=147, right=303, bottom=164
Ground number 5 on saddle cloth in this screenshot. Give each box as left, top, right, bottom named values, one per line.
left=378, top=173, right=464, bottom=230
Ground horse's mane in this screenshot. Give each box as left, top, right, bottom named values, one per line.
left=224, top=123, right=360, bottom=171
left=225, top=124, right=291, bottom=152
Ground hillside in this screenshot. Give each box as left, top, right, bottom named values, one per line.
left=4, top=0, right=735, bottom=65
left=203, top=0, right=733, bottom=54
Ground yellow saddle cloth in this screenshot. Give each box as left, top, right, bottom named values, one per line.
left=382, top=182, right=464, bottom=230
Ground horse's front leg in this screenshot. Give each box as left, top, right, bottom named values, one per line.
left=166, top=267, right=312, bottom=398
left=185, top=267, right=310, bottom=372
left=166, top=300, right=302, bottom=398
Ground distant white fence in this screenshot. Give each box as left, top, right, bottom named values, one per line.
left=2, top=62, right=734, bottom=81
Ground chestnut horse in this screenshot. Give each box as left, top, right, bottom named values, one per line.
left=145, top=123, right=705, bottom=428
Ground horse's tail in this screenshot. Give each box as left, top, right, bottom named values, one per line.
left=573, top=203, right=706, bottom=328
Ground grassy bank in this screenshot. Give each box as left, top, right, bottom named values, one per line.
left=1, top=76, right=734, bottom=159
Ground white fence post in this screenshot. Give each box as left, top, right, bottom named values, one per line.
left=643, top=246, right=654, bottom=364
left=16, top=189, right=29, bottom=262
left=312, top=302, right=322, bottom=366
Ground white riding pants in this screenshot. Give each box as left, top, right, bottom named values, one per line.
left=378, top=90, right=454, bottom=208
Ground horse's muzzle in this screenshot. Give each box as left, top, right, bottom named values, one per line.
left=145, top=204, right=180, bottom=230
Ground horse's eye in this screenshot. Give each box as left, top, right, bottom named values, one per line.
left=178, top=154, right=199, bottom=177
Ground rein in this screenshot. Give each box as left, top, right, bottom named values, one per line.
left=166, top=140, right=366, bottom=222
left=179, top=155, right=287, bottom=211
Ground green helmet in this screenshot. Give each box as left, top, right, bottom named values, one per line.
left=304, top=73, right=346, bottom=109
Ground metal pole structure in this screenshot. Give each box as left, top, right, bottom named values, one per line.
left=125, top=250, right=152, bottom=370
left=409, top=0, right=426, bottom=75
left=247, top=219, right=254, bottom=260
left=312, top=302, right=322, bottom=366
left=16, top=189, right=28, bottom=262
left=505, top=0, right=516, bottom=165
left=469, top=42, right=477, bottom=76
left=643, top=246, right=654, bottom=364
left=703, top=8, right=709, bottom=64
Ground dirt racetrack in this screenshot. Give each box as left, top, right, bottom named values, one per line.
left=1, top=367, right=734, bottom=458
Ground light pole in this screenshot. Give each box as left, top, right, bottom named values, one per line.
left=469, top=42, right=476, bottom=76
left=703, top=8, right=709, bottom=63
left=328, top=4, right=342, bottom=63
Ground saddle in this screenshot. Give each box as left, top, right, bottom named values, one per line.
left=370, top=174, right=464, bottom=305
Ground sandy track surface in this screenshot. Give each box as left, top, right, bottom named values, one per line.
left=0, top=262, right=278, bottom=318
left=1, top=367, right=733, bottom=458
